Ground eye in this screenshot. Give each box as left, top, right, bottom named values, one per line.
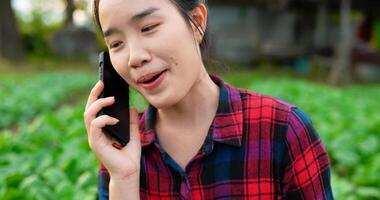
left=110, top=41, right=123, bottom=49
left=141, top=24, right=160, bottom=33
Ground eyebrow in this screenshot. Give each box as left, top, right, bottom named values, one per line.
left=103, top=7, right=160, bottom=37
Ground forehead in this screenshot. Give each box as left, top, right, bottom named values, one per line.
left=98, top=0, right=172, bottom=21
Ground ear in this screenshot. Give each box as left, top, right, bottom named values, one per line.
left=189, top=3, right=208, bottom=44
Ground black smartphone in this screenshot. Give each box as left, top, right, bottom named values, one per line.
left=97, top=51, right=130, bottom=146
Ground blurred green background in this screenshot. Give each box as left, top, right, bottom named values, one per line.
left=1, top=0, right=380, bottom=199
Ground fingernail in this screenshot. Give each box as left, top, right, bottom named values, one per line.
left=112, top=143, right=123, bottom=149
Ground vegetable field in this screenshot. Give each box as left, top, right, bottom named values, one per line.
left=0, top=71, right=379, bottom=199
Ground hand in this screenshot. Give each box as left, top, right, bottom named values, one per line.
left=83, top=81, right=141, bottom=180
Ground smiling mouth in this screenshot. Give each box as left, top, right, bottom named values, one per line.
left=138, top=70, right=167, bottom=84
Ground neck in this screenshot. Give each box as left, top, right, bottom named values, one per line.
left=156, top=69, right=220, bottom=132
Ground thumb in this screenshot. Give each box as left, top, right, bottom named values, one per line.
left=129, top=107, right=140, bottom=142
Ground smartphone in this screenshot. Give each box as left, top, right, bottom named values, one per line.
left=97, top=51, right=130, bottom=146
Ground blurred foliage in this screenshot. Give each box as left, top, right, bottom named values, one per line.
left=16, top=11, right=106, bottom=59
left=224, top=72, right=380, bottom=200
left=0, top=71, right=379, bottom=199
left=17, top=11, right=63, bottom=57
left=0, top=72, right=146, bottom=199
left=0, top=103, right=97, bottom=199
left=12, top=0, right=105, bottom=59
left=0, top=72, right=94, bottom=129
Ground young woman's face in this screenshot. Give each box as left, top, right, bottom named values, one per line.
left=98, top=0, right=204, bottom=109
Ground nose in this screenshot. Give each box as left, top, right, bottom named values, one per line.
left=127, top=41, right=151, bottom=68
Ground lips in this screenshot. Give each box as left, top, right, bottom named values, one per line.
left=137, top=69, right=167, bottom=84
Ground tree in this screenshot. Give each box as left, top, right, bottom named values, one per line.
left=51, top=0, right=97, bottom=58
left=64, top=0, right=75, bottom=27
left=0, top=0, right=25, bottom=61
left=329, top=0, right=352, bottom=85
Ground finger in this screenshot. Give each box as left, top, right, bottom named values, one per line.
left=89, top=115, right=119, bottom=138
left=84, top=96, right=115, bottom=123
left=122, top=107, right=141, bottom=157
left=87, top=115, right=119, bottom=150
left=84, top=96, right=115, bottom=131
left=129, top=107, right=140, bottom=142
left=86, top=80, right=103, bottom=110
left=85, top=81, right=104, bottom=110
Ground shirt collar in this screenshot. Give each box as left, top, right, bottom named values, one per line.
left=138, top=75, right=243, bottom=148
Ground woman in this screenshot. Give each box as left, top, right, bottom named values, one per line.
left=83, top=0, right=334, bottom=199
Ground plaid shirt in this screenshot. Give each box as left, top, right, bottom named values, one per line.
left=98, top=75, right=334, bottom=199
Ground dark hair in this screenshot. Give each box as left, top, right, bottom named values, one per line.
left=93, top=0, right=210, bottom=61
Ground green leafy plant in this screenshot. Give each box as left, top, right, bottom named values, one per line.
left=1, top=71, right=379, bottom=199
left=227, top=75, right=380, bottom=200
left=0, top=72, right=94, bottom=129
left=0, top=103, right=98, bottom=199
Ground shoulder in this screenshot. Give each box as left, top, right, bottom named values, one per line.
left=231, top=85, right=325, bottom=156
left=233, top=85, right=297, bottom=123
left=229, top=84, right=317, bottom=139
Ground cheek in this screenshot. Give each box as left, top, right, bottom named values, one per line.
left=110, top=56, right=135, bottom=86
left=152, top=22, right=195, bottom=59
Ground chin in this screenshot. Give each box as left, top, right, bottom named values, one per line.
left=150, top=100, right=175, bottom=110
left=145, top=94, right=178, bottom=109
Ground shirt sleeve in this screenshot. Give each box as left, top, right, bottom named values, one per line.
left=97, top=163, right=110, bottom=200
left=282, top=107, right=334, bottom=199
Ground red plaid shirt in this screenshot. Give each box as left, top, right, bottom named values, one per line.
left=98, top=75, right=333, bottom=199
